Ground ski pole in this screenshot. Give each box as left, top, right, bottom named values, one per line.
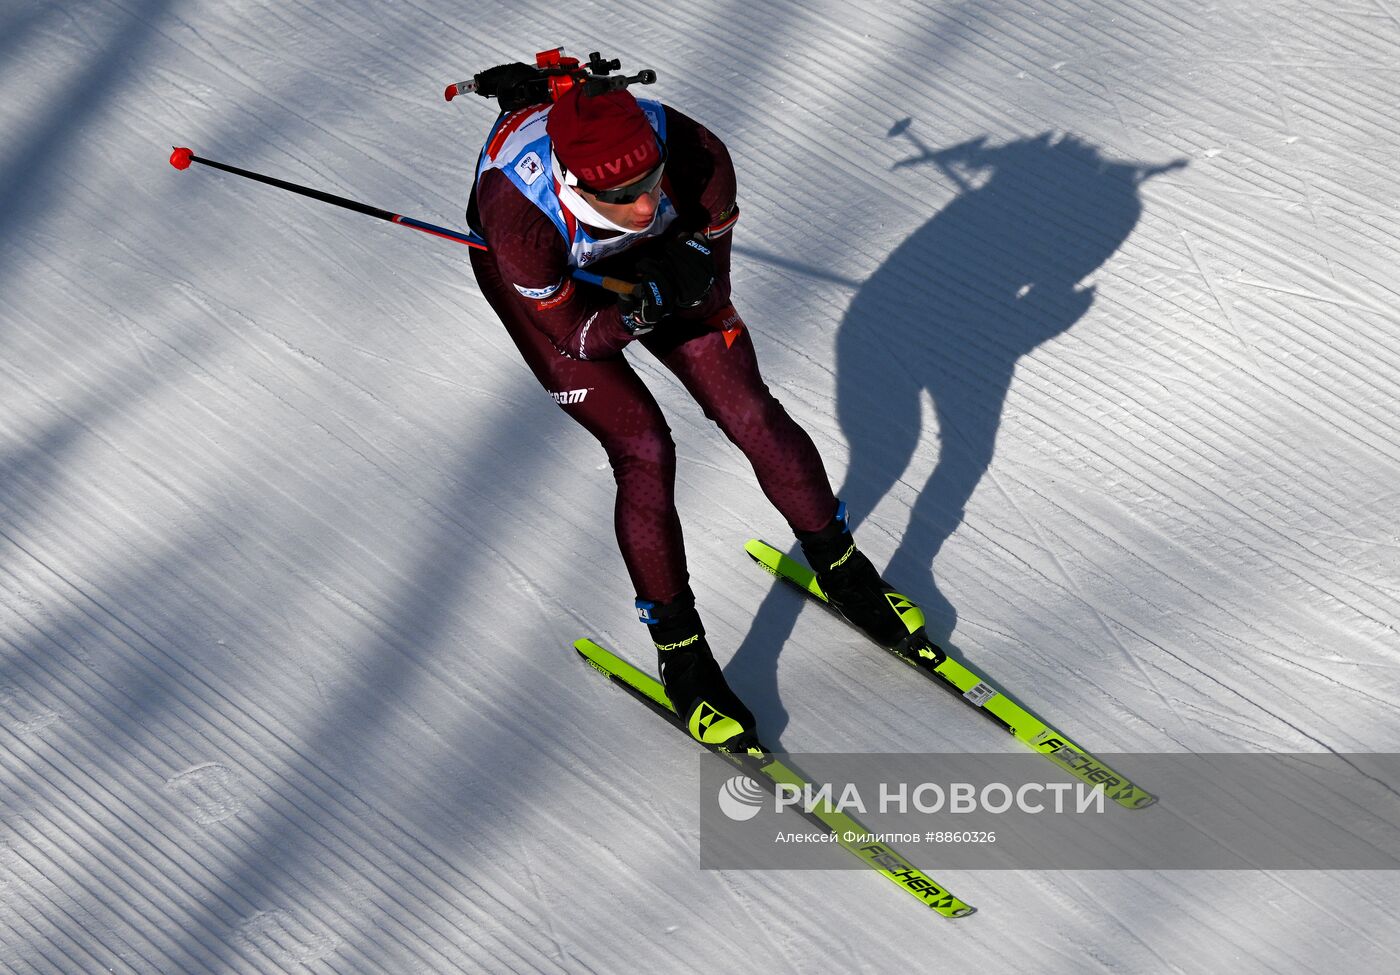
left=168, top=147, right=636, bottom=295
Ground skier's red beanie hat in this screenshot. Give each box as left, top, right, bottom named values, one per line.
left=547, top=87, right=661, bottom=189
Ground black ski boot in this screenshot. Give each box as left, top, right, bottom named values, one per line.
left=638, top=588, right=762, bottom=754
left=797, top=502, right=931, bottom=656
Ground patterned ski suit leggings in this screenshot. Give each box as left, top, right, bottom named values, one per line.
left=472, top=248, right=837, bottom=603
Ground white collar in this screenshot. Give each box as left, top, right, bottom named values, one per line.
left=550, top=150, right=657, bottom=235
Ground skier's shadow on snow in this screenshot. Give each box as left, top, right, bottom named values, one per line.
left=730, top=125, right=1184, bottom=743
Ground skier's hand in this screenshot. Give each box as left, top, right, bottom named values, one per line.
left=659, top=234, right=716, bottom=307
left=618, top=235, right=715, bottom=333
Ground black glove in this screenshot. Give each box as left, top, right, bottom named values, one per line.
left=473, top=63, right=545, bottom=112
left=618, top=235, right=716, bottom=333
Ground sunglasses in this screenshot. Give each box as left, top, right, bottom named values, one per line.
left=572, top=141, right=668, bottom=204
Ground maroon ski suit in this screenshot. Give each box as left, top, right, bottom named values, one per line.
left=469, top=104, right=837, bottom=603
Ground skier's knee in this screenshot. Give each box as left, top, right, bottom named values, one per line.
left=605, top=428, right=676, bottom=481
left=716, top=392, right=789, bottom=450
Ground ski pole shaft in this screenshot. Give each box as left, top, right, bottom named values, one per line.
left=169, top=146, right=487, bottom=249
left=168, top=146, right=638, bottom=295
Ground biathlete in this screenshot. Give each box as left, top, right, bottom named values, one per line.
left=466, top=58, right=927, bottom=752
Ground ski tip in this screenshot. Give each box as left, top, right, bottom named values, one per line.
left=743, top=538, right=771, bottom=560
left=169, top=146, right=193, bottom=170
left=443, top=83, right=459, bottom=102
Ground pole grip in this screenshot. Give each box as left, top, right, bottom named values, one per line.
left=573, top=271, right=639, bottom=296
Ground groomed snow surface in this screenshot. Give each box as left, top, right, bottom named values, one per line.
left=3, top=0, right=1399, bottom=972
